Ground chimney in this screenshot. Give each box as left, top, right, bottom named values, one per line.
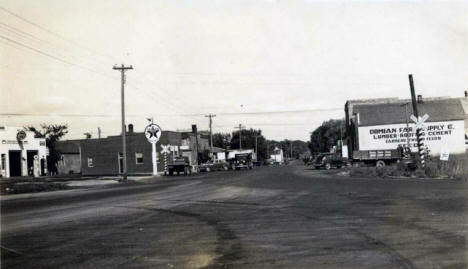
left=417, top=94, right=423, bottom=103
left=128, top=124, right=134, bottom=133
left=191, top=124, right=197, bottom=134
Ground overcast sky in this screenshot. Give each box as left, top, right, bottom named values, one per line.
left=1, top=0, right=467, bottom=141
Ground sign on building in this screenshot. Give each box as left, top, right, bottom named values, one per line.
left=358, top=120, right=465, bottom=155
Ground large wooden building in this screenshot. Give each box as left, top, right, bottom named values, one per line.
left=344, top=96, right=467, bottom=157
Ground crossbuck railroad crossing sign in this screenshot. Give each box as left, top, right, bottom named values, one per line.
left=410, top=114, right=429, bottom=129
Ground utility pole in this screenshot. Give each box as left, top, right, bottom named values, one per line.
left=401, top=103, right=411, bottom=150
left=235, top=124, right=245, bottom=150
left=113, top=64, right=133, bottom=180
left=205, top=114, right=216, bottom=158
left=254, top=135, right=260, bottom=159
left=289, top=141, right=294, bottom=159
left=267, top=140, right=270, bottom=158
left=408, top=74, right=425, bottom=167
left=98, top=127, right=101, bottom=139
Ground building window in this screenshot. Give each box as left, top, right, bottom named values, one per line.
left=87, top=158, right=94, bottom=167
left=135, top=153, right=144, bottom=164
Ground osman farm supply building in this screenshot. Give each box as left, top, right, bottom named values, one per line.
left=345, top=96, right=467, bottom=157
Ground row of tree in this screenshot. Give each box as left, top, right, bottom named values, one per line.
left=211, top=128, right=309, bottom=161
left=307, top=119, right=343, bottom=154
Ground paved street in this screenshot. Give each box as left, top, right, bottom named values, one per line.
left=1, top=164, right=467, bottom=269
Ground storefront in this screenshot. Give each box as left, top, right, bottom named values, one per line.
left=0, top=126, right=47, bottom=178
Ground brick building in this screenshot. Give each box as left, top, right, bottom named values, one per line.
left=57, top=124, right=209, bottom=176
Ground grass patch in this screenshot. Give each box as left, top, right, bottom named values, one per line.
left=349, top=154, right=468, bottom=180
left=424, top=154, right=468, bottom=181
left=1, top=182, right=70, bottom=195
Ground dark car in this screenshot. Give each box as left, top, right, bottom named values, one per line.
left=312, top=153, right=346, bottom=170
left=167, top=157, right=192, bottom=176
left=199, top=160, right=229, bottom=172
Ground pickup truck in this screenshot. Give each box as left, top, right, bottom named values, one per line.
left=167, top=156, right=192, bottom=176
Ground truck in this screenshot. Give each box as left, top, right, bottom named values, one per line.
left=166, top=156, right=192, bottom=176
left=350, top=148, right=407, bottom=167
left=229, top=152, right=253, bottom=170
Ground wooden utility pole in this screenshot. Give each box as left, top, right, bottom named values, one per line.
left=254, top=135, right=261, bottom=159
left=408, top=74, right=425, bottom=167
left=205, top=114, right=216, bottom=157
left=98, top=127, right=101, bottom=139
left=113, top=64, right=133, bottom=180
left=235, top=124, right=245, bottom=150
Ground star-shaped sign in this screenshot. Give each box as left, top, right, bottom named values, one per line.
left=148, top=127, right=159, bottom=138
left=145, top=124, right=162, bottom=143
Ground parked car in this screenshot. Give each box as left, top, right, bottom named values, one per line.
left=229, top=153, right=253, bottom=170
left=167, top=156, right=192, bottom=176
left=312, top=153, right=346, bottom=170
left=199, top=159, right=229, bottom=172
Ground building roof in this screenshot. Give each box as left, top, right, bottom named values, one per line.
left=353, top=98, right=465, bottom=127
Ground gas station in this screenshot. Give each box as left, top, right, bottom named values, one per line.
left=0, top=126, right=47, bottom=178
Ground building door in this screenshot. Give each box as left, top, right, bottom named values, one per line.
left=27, top=150, right=38, bottom=176
left=118, top=153, right=123, bottom=174
left=40, top=158, right=46, bottom=176
left=8, top=150, right=22, bottom=177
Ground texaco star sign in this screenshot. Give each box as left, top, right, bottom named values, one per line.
left=144, top=124, right=162, bottom=143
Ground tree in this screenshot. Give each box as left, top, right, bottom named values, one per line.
left=212, top=133, right=231, bottom=150
left=25, top=124, right=68, bottom=175
left=230, top=128, right=269, bottom=160
left=308, top=119, right=343, bottom=153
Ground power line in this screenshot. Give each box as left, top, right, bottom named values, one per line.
left=0, top=6, right=115, bottom=61
left=0, top=34, right=190, bottom=116
left=1, top=9, right=198, bottom=115
left=0, top=35, right=115, bottom=79
left=0, top=22, right=112, bottom=67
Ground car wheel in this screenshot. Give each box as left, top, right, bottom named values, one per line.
left=376, top=160, right=386, bottom=167
left=206, top=167, right=211, bottom=172
left=325, top=163, right=331, bottom=170
left=223, top=165, right=228, bottom=171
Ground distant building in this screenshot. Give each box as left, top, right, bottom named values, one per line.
left=0, top=126, right=47, bottom=177
left=270, top=147, right=284, bottom=164
left=55, top=140, right=82, bottom=175
left=344, top=95, right=467, bottom=157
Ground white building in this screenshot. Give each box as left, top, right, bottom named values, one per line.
left=0, top=126, right=47, bottom=177
left=270, top=147, right=284, bottom=164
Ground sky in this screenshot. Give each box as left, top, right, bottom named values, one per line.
left=1, top=0, right=467, bottom=141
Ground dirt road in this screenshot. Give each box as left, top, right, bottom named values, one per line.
left=2, top=165, right=467, bottom=268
